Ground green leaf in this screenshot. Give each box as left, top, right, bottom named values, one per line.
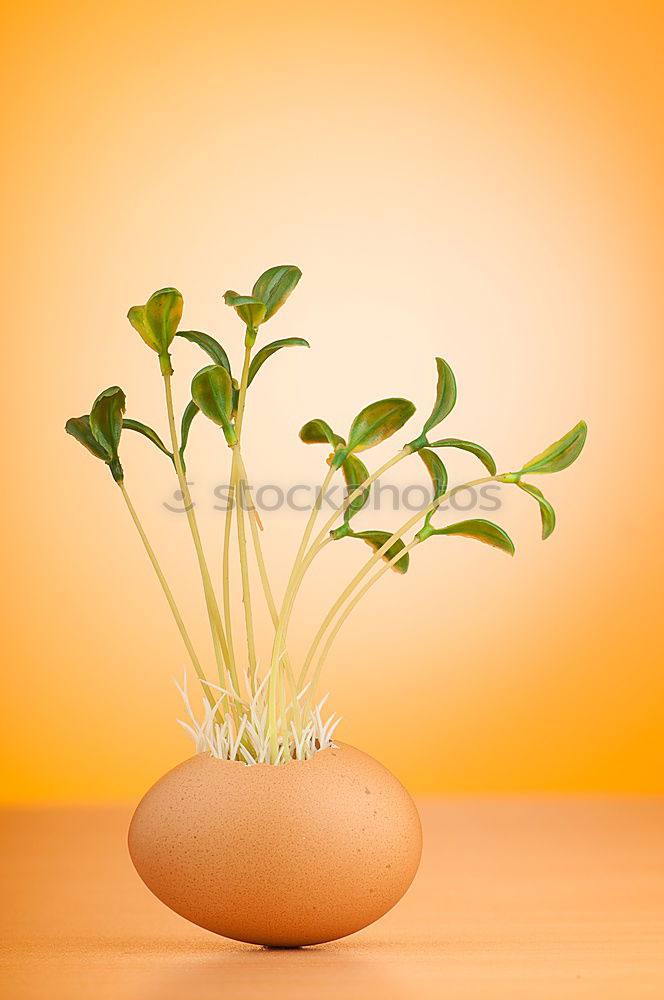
left=423, top=358, right=457, bottom=435
left=127, top=304, right=155, bottom=350
left=519, top=420, right=588, bottom=476
left=179, top=400, right=200, bottom=468
left=299, top=419, right=345, bottom=450
left=428, top=437, right=497, bottom=475
left=223, top=291, right=267, bottom=330
left=85, top=386, right=125, bottom=482
left=418, top=448, right=448, bottom=530
left=417, top=448, right=447, bottom=535
left=191, top=365, right=236, bottom=444
left=247, top=338, right=310, bottom=386
left=341, top=453, right=370, bottom=523
left=430, top=518, right=515, bottom=555
left=128, top=288, right=183, bottom=361
left=176, top=330, right=231, bottom=374
left=65, top=415, right=110, bottom=462
left=90, top=385, right=125, bottom=460
left=252, top=265, right=302, bottom=321
left=145, top=287, right=183, bottom=348
left=419, top=448, right=448, bottom=501
left=122, top=418, right=173, bottom=461
left=354, top=530, right=410, bottom=574
left=518, top=481, right=556, bottom=540
left=338, top=397, right=415, bottom=465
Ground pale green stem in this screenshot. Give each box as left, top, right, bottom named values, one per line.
left=305, top=538, right=421, bottom=713
left=162, top=370, right=234, bottom=708
left=117, top=480, right=217, bottom=714
left=268, top=446, right=412, bottom=697
left=236, top=450, right=302, bottom=733
left=299, top=473, right=499, bottom=690
left=283, top=447, right=414, bottom=692
left=221, top=471, right=237, bottom=681
left=230, top=344, right=258, bottom=691
left=307, top=447, right=412, bottom=560
left=234, top=469, right=257, bottom=685
left=269, top=464, right=336, bottom=664
left=267, top=463, right=337, bottom=761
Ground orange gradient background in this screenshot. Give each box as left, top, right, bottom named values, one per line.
left=1, top=1, right=662, bottom=801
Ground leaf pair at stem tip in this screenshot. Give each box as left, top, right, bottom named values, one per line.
left=65, top=386, right=126, bottom=483
left=500, top=420, right=587, bottom=539
left=416, top=518, right=515, bottom=554
left=128, top=288, right=183, bottom=376
left=64, top=262, right=589, bottom=769
left=191, top=366, right=237, bottom=446
left=224, top=265, right=302, bottom=345
left=300, top=397, right=416, bottom=469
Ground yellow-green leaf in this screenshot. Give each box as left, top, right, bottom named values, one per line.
left=65, top=415, right=110, bottom=462
left=419, top=448, right=448, bottom=531
left=428, top=437, right=496, bottom=475
left=122, top=418, right=173, bottom=462
left=191, top=365, right=236, bottom=444
left=354, top=530, right=410, bottom=573
left=128, top=288, right=183, bottom=360
left=248, top=338, right=309, bottom=386
left=252, top=265, right=302, bottom=321
left=223, top=291, right=267, bottom=330
left=299, top=419, right=345, bottom=449
left=90, top=387, right=125, bottom=462
left=341, top=453, right=370, bottom=523
left=419, top=448, right=448, bottom=501
left=518, top=481, right=556, bottom=539
left=179, top=400, right=200, bottom=469
left=519, top=420, right=587, bottom=476
left=176, top=330, right=231, bottom=374
left=423, top=358, right=457, bottom=434
left=433, top=518, right=515, bottom=555
left=340, top=397, right=415, bottom=463
left=127, top=304, right=158, bottom=351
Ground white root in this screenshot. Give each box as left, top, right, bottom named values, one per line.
left=175, top=666, right=340, bottom=765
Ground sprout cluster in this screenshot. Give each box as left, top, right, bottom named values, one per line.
left=66, top=264, right=587, bottom=764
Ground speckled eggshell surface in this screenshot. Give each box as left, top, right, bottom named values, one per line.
left=128, top=742, right=422, bottom=946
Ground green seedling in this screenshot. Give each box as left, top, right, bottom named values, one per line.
left=66, top=265, right=587, bottom=764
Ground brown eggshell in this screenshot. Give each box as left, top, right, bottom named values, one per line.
left=128, top=742, right=422, bottom=946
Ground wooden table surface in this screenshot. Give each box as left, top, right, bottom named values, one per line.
left=1, top=799, right=663, bottom=999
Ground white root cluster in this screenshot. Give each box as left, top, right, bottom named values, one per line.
left=175, top=669, right=341, bottom=765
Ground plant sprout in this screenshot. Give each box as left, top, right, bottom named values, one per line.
left=66, top=265, right=587, bottom=764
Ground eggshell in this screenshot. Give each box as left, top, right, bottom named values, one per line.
left=128, top=742, right=422, bottom=946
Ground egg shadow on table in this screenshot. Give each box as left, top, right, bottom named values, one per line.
left=134, top=937, right=411, bottom=1000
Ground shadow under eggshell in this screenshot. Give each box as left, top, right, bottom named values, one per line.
left=128, top=742, right=422, bottom=946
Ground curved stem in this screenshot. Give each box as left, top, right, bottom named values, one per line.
left=234, top=467, right=257, bottom=685
left=299, top=473, right=499, bottom=689
left=279, top=447, right=414, bottom=692
left=162, top=370, right=233, bottom=702
left=221, top=472, right=236, bottom=679
left=266, top=463, right=337, bottom=761
left=220, top=344, right=254, bottom=688
left=266, top=448, right=413, bottom=759
left=234, top=344, right=251, bottom=437
left=268, top=465, right=336, bottom=665
left=236, top=450, right=302, bottom=732
left=237, top=452, right=275, bottom=620
left=117, top=480, right=217, bottom=714
left=309, top=448, right=411, bottom=559
left=230, top=344, right=257, bottom=691
left=305, top=538, right=421, bottom=712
